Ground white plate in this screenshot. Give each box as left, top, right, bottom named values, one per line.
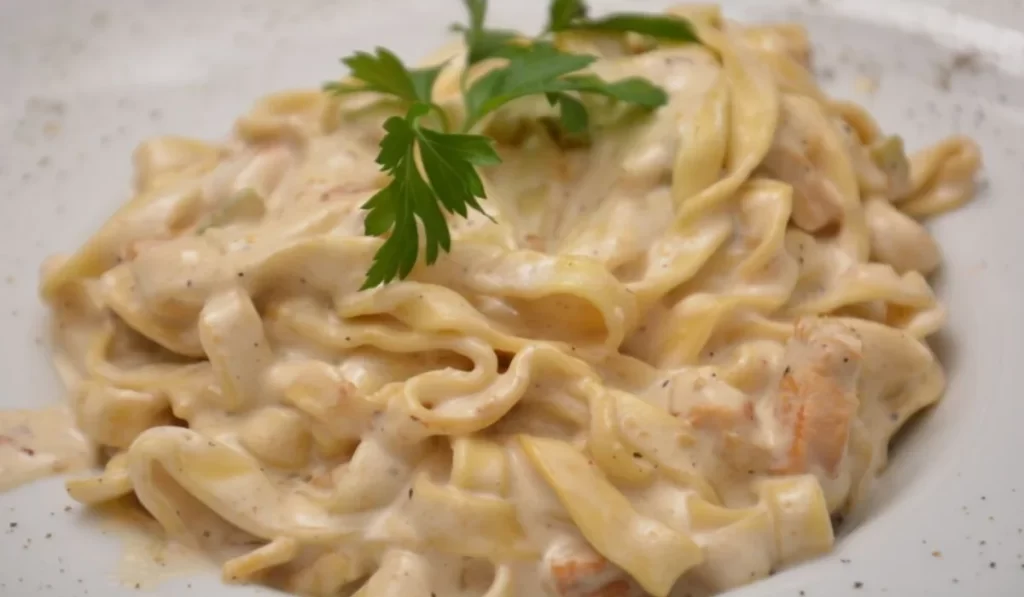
left=1, top=0, right=1023, bottom=595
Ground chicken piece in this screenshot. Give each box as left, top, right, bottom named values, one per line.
left=687, top=400, right=755, bottom=431
left=771, top=318, right=862, bottom=478
left=662, top=371, right=771, bottom=476
left=544, top=542, right=645, bottom=597
left=687, top=399, right=775, bottom=479
left=760, top=97, right=844, bottom=232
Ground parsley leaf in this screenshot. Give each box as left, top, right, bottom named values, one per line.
left=541, top=75, right=666, bottom=136
left=467, top=29, right=523, bottom=65
left=545, top=92, right=589, bottom=133
left=557, top=74, right=667, bottom=107
left=462, top=43, right=666, bottom=131
left=546, top=0, right=700, bottom=43
left=361, top=103, right=500, bottom=288
left=418, top=128, right=501, bottom=218
left=456, top=0, right=522, bottom=66
left=464, top=0, right=487, bottom=32
left=323, top=48, right=442, bottom=104
left=567, top=14, right=700, bottom=42
left=462, top=44, right=595, bottom=129
left=547, top=0, right=588, bottom=32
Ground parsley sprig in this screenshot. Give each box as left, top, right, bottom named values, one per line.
left=545, top=0, right=700, bottom=41
left=360, top=104, right=500, bottom=287
left=324, top=0, right=699, bottom=288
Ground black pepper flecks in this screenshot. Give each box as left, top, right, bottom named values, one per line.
left=990, top=562, right=997, bottom=569
left=854, top=581, right=863, bottom=589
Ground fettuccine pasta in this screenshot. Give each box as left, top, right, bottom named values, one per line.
left=39, top=5, right=980, bottom=596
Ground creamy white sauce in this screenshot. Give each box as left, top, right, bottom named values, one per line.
left=0, top=406, right=95, bottom=492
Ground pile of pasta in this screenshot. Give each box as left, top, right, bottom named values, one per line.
left=42, top=5, right=980, bottom=597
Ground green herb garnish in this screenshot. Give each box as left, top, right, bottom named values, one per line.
left=455, top=0, right=523, bottom=65
left=461, top=42, right=667, bottom=132
left=324, top=0, right=698, bottom=288
left=546, top=0, right=701, bottom=42
left=359, top=104, right=501, bottom=288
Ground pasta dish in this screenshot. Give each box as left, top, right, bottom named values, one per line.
left=24, top=3, right=981, bottom=596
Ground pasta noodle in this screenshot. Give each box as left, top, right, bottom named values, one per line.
left=37, top=5, right=980, bottom=596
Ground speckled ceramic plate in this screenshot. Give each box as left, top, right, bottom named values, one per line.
left=2, top=0, right=1023, bottom=595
